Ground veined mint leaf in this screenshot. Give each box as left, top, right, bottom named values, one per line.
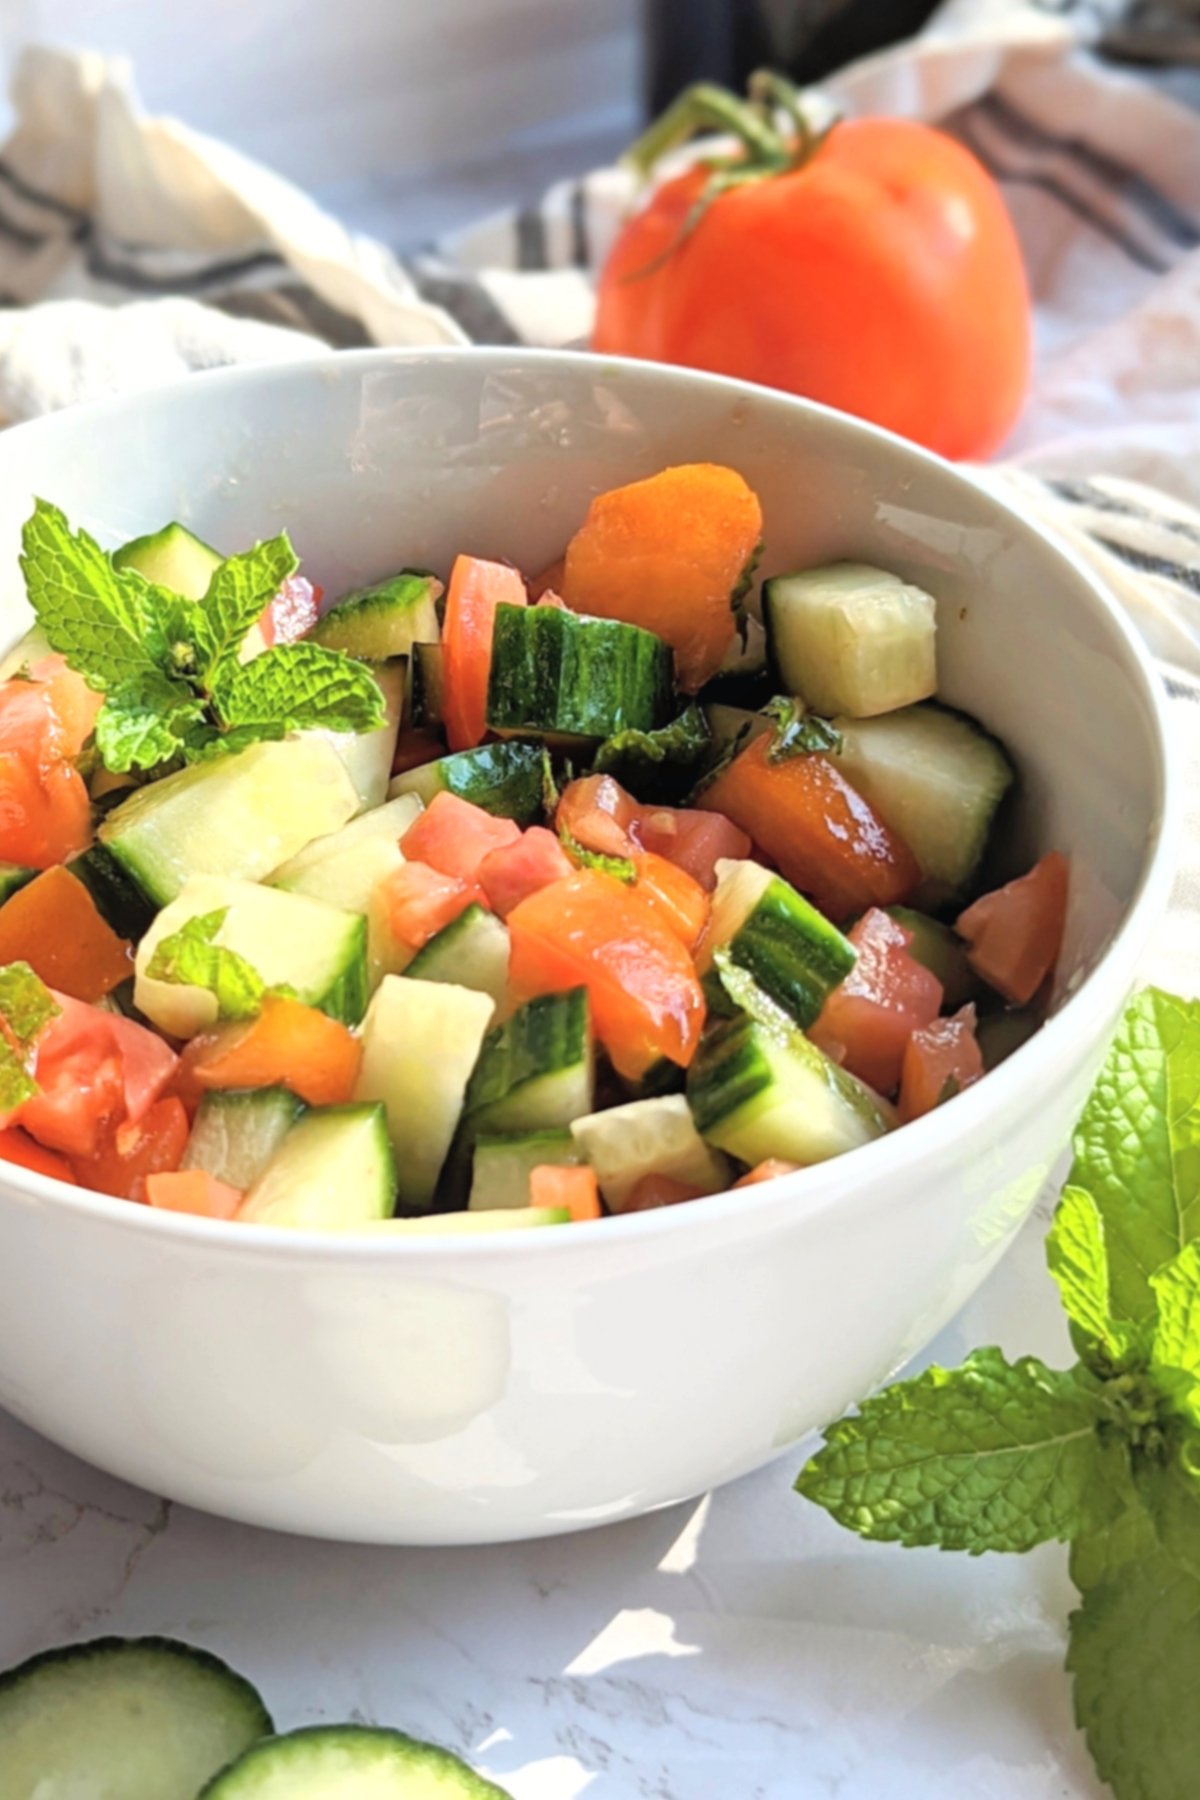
left=559, top=828, right=636, bottom=884
left=1069, top=988, right=1200, bottom=1326
left=19, top=499, right=159, bottom=689
left=212, top=643, right=384, bottom=737
left=1150, top=1243, right=1200, bottom=1422
left=763, top=695, right=841, bottom=763
left=591, top=704, right=712, bottom=803
left=0, top=961, right=58, bottom=1116
left=795, top=1349, right=1108, bottom=1553
left=95, top=671, right=205, bottom=773
left=1047, top=1185, right=1142, bottom=1370
left=145, top=909, right=265, bottom=1020
left=192, top=535, right=296, bottom=682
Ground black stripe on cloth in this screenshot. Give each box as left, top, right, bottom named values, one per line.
left=1165, top=673, right=1200, bottom=702
left=0, top=158, right=88, bottom=225
left=1092, top=535, right=1200, bottom=597
left=1046, top=477, right=1200, bottom=552
left=0, top=204, right=59, bottom=251
left=82, top=237, right=287, bottom=295
left=569, top=180, right=590, bottom=270
left=215, top=283, right=372, bottom=349
left=402, top=258, right=522, bottom=345
left=514, top=206, right=548, bottom=272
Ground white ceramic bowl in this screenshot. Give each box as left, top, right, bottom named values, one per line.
left=0, top=349, right=1173, bottom=1544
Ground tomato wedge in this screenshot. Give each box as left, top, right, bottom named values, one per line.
left=898, top=1005, right=984, bottom=1124
left=529, top=1163, right=602, bottom=1221
left=378, top=861, right=486, bottom=952
left=955, top=853, right=1069, bottom=1006
left=19, top=995, right=177, bottom=1160
left=401, top=791, right=521, bottom=882
left=441, top=554, right=527, bottom=750
left=0, top=1125, right=76, bottom=1183
left=179, top=994, right=361, bottom=1108
left=557, top=775, right=642, bottom=860
left=0, top=865, right=132, bottom=1001
left=147, top=1169, right=244, bottom=1219
left=635, top=806, right=750, bottom=893
left=478, top=827, right=573, bottom=917
left=72, top=1096, right=190, bottom=1202
left=810, top=908, right=943, bottom=1096
left=632, top=852, right=709, bottom=950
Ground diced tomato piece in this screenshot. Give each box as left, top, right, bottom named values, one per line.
left=529, top=557, right=565, bottom=601
left=632, top=851, right=709, bottom=950
left=0, top=865, right=132, bottom=1001
left=0, top=1125, right=76, bottom=1184
left=179, top=995, right=361, bottom=1109
left=0, top=743, right=91, bottom=872
left=639, top=807, right=751, bottom=893
left=258, top=574, right=320, bottom=647
left=732, top=1159, right=803, bottom=1187
left=147, top=1169, right=244, bottom=1219
left=898, top=1004, right=985, bottom=1124
left=508, top=868, right=706, bottom=1080
left=441, top=555, right=528, bottom=750
left=955, top=853, right=1069, bottom=1006
left=28, top=655, right=103, bottom=755
left=107, top=1011, right=179, bottom=1124
left=699, top=733, right=919, bottom=919
left=71, top=1095, right=189, bottom=1202
left=391, top=727, right=445, bottom=777
left=556, top=774, right=642, bottom=860
left=379, top=861, right=486, bottom=953
left=529, top=1163, right=602, bottom=1222
left=18, top=994, right=177, bottom=1160
left=401, top=791, right=521, bottom=883
left=625, top=1173, right=708, bottom=1211
left=478, top=827, right=573, bottom=917
left=811, top=908, right=943, bottom=1096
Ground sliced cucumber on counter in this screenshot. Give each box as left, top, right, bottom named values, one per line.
left=888, top=905, right=979, bottom=1009
left=183, top=1087, right=306, bottom=1192
left=486, top=603, right=672, bottom=742
left=135, top=875, right=368, bottom=1037
left=0, top=862, right=34, bottom=905
left=389, top=740, right=545, bottom=824
left=199, top=1724, right=513, bottom=1796
left=464, top=988, right=594, bottom=1135
left=309, top=571, right=442, bottom=661
left=833, top=703, right=1014, bottom=897
left=112, top=520, right=224, bottom=599
left=99, top=737, right=360, bottom=906
left=469, top=1128, right=580, bottom=1212
left=698, top=858, right=856, bottom=1030
left=569, top=1093, right=731, bottom=1212
left=407, top=904, right=510, bottom=1011
left=354, top=976, right=495, bottom=1210
left=764, top=562, right=937, bottom=719
left=688, top=1014, right=891, bottom=1166
left=0, top=1635, right=272, bottom=1800
left=270, top=792, right=422, bottom=912
left=410, top=641, right=445, bottom=728
left=69, top=843, right=160, bottom=939
left=312, top=658, right=405, bottom=814
left=238, top=1104, right=397, bottom=1228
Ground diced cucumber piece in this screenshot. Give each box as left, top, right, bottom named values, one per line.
left=688, top=1013, right=891, bottom=1166
left=269, top=792, right=421, bottom=911
left=0, top=862, right=34, bottom=904
left=238, top=1103, right=397, bottom=1227
left=407, top=904, right=510, bottom=1011
left=700, top=702, right=769, bottom=766
left=200, top=1724, right=513, bottom=1795
left=354, top=976, right=494, bottom=1210
left=888, top=905, right=979, bottom=1009
left=699, top=857, right=856, bottom=1029
left=69, top=844, right=159, bottom=939
left=718, top=611, right=768, bottom=675
left=307, top=1207, right=571, bottom=1236
left=976, top=1007, right=1039, bottom=1072
left=569, top=1093, right=731, bottom=1212
left=469, top=1128, right=579, bottom=1211
left=312, top=658, right=405, bottom=813
left=487, top=603, right=672, bottom=742
left=183, top=1087, right=305, bottom=1191
left=410, top=641, right=445, bottom=727
left=0, top=623, right=51, bottom=678
left=135, top=875, right=368, bottom=1037
left=388, top=739, right=545, bottom=824
left=464, top=989, right=594, bottom=1135
left=309, top=572, right=442, bottom=661
left=834, top=703, right=1014, bottom=897
left=99, top=737, right=359, bottom=906
left=0, top=1636, right=271, bottom=1800
left=112, top=520, right=224, bottom=599
left=764, top=563, right=937, bottom=719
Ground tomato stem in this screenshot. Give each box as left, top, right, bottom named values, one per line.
left=622, top=81, right=789, bottom=185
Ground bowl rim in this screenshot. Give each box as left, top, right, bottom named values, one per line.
left=0, top=343, right=1178, bottom=1260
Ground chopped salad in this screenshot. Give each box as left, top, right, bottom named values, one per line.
left=0, top=464, right=1067, bottom=1230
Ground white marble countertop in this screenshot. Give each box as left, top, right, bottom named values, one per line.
left=1, top=1195, right=1104, bottom=1800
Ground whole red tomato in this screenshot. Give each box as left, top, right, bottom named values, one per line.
left=594, top=106, right=1031, bottom=461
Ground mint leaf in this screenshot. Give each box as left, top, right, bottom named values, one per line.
left=145, top=909, right=266, bottom=1020
left=763, top=696, right=841, bottom=763
left=591, top=704, right=712, bottom=803
left=1069, top=988, right=1200, bottom=1326
left=0, top=961, right=60, bottom=1051
left=95, top=671, right=205, bottom=772
left=1150, top=1243, right=1200, bottom=1419
left=1047, top=1185, right=1142, bottom=1370
left=192, top=535, right=296, bottom=682
left=795, top=1349, right=1108, bottom=1552
left=559, top=828, right=636, bottom=884
left=212, top=643, right=383, bottom=736
left=20, top=499, right=159, bottom=688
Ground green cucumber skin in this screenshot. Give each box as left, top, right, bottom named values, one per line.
left=888, top=906, right=979, bottom=1010
left=688, top=1015, right=774, bottom=1135
left=486, top=603, right=672, bottom=741
left=410, top=642, right=445, bottom=727
left=198, top=1724, right=510, bottom=1797
left=313, top=913, right=370, bottom=1025
left=465, top=988, right=591, bottom=1131
left=392, top=741, right=545, bottom=823
left=0, top=862, right=35, bottom=905
left=310, top=574, right=440, bottom=661
left=69, top=844, right=159, bottom=939
left=184, top=1087, right=306, bottom=1191
left=726, top=879, right=856, bottom=1029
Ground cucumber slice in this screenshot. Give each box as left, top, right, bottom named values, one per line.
left=764, top=563, right=937, bottom=719
left=698, top=857, right=856, bottom=1030
left=0, top=1635, right=271, bottom=1800
left=313, top=659, right=405, bottom=813
left=308, top=1207, right=571, bottom=1236
left=309, top=573, right=442, bottom=661
left=486, top=603, right=672, bottom=742
left=354, top=976, right=494, bottom=1210
left=199, top=1724, right=512, bottom=1796
left=388, top=740, right=545, bottom=824
left=238, top=1103, right=397, bottom=1227
left=269, top=793, right=421, bottom=912
left=0, top=623, right=51, bottom=678
left=888, top=905, right=979, bottom=1009
left=688, top=1013, right=891, bottom=1166
left=469, top=1128, right=579, bottom=1211
left=407, top=904, right=510, bottom=1011
left=183, top=1087, right=305, bottom=1191
left=569, top=1093, right=731, bottom=1212
left=834, top=703, right=1014, bottom=897
left=112, top=521, right=224, bottom=599
left=464, top=989, right=594, bottom=1135
left=69, top=844, right=160, bottom=939
left=410, top=642, right=445, bottom=727
left=976, top=1006, right=1039, bottom=1072
left=0, top=862, right=34, bottom=905
left=99, top=737, right=360, bottom=907
left=135, top=875, right=368, bottom=1037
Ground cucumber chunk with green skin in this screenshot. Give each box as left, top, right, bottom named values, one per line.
left=464, top=989, right=594, bottom=1136
left=69, top=843, right=160, bottom=939
left=269, top=792, right=421, bottom=912
left=354, top=976, right=494, bottom=1211
left=407, top=904, right=510, bottom=1012
left=183, top=1087, right=305, bottom=1191
left=833, top=703, right=1014, bottom=898
left=112, top=521, right=224, bottom=599
left=135, top=875, right=368, bottom=1037
left=0, top=862, right=34, bottom=905
left=698, top=857, right=856, bottom=1030
left=199, top=1724, right=513, bottom=1797
left=307, top=1206, right=571, bottom=1236
left=0, top=1635, right=272, bottom=1800
left=688, top=1013, right=891, bottom=1166
left=410, top=641, right=445, bottom=727
left=238, top=1104, right=397, bottom=1227
left=486, top=603, right=673, bottom=743
left=888, top=905, right=980, bottom=1009
left=99, top=736, right=360, bottom=906
left=469, top=1128, right=580, bottom=1211
left=388, top=740, right=545, bottom=824
left=570, top=1093, right=731, bottom=1212
left=309, top=572, right=442, bottom=661
left=764, top=563, right=937, bottom=719
left=312, top=659, right=405, bottom=814
left=976, top=1006, right=1039, bottom=1072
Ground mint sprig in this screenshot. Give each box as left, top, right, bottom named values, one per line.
left=145, top=908, right=291, bottom=1020
left=20, top=500, right=384, bottom=774
left=0, top=961, right=58, bottom=1114
left=796, top=987, right=1200, bottom=1800
left=559, top=828, right=637, bottom=884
